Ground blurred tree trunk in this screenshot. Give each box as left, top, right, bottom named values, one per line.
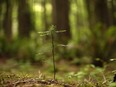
left=85, top=0, right=96, bottom=30
left=3, top=0, right=12, bottom=42
left=95, top=0, right=112, bottom=28
left=18, top=0, right=33, bottom=38
left=86, top=0, right=112, bottom=30
left=52, top=0, right=71, bottom=44
left=85, top=0, right=112, bottom=67
left=0, top=1, right=3, bottom=32
left=111, top=0, right=116, bottom=25
left=41, top=0, right=48, bottom=30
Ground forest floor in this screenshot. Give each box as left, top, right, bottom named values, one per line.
left=0, top=58, right=116, bottom=87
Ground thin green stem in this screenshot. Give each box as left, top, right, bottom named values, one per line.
left=51, top=31, right=56, bottom=80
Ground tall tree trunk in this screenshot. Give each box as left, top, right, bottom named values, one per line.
left=111, top=0, right=116, bottom=25
left=0, top=1, right=2, bottom=32
left=85, top=0, right=96, bottom=30
left=85, top=0, right=112, bottom=67
left=52, top=0, right=71, bottom=44
left=41, top=0, right=48, bottom=30
left=18, top=0, right=33, bottom=38
left=86, top=0, right=112, bottom=30
left=3, top=0, right=12, bottom=42
left=95, top=0, right=112, bottom=29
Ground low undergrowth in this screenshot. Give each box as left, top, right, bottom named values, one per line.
left=0, top=61, right=116, bottom=87
left=0, top=72, right=115, bottom=87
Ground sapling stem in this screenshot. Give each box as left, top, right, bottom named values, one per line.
left=38, top=25, right=66, bottom=80
left=51, top=29, right=56, bottom=80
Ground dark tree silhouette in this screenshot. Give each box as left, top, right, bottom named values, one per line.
left=3, top=0, right=13, bottom=42
left=18, top=0, right=34, bottom=38
left=85, top=0, right=113, bottom=67
left=52, top=0, right=71, bottom=44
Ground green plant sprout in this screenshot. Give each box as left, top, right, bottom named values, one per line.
left=38, top=25, right=66, bottom=80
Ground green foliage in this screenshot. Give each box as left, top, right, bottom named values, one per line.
left=66, top=65, right=104, bottom=81
left=1, top=0, right=116, bottom=86
left=67, top=25, right=116, bottom=65
left=0, top=59, right=115, bottom=87
left=109, top=83, right=116, bottom=87
left=89, top=25, right=116, bottom=58
left=0, top=36, right=40, bottom=63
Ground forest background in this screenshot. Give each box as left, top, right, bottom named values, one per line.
left=0, top=0, right=116, bottom=79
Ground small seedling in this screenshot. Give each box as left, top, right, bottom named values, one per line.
left=38, top=25, right=66, bottom=80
